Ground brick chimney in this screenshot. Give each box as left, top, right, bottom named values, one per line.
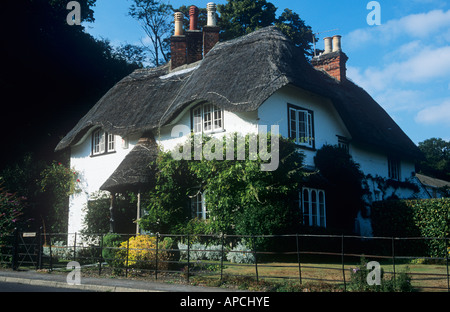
left=203, top=2, right=220, bottom=56
left=311, top=35, right=348, bottom=82
left=170, top=3, right=220, bottom=70
left=186, top=6, right=203, bottom=64
left=170, top=12, right=187, bottom=70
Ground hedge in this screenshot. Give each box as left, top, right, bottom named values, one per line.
left=371, top=198, right=449, bottom=258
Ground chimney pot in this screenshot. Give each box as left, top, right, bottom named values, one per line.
left=189, top=5, right=199, bottom=30
left=174, top=12, right=184, bottom=36
left=311, top=35, right=348, bottom=82
left=323, top=37, right=332, bottom=54
left=332, top=35, right=342, bottom=52
left=207, top=2, right=217, bottom=26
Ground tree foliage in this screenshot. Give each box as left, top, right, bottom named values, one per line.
left=2, top=0, right=141, bottom=170
left=139, top=133, right=306, bottom=240
left=314, top=145, right=367, bottom=232
left=217, top=0, right=316, bottom=56
left=417, top=138, right=450, bottom=182
left=1, top=1, right=144, bottom=231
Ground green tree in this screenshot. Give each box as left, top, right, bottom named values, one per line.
left=217, top=0, right=316, bottom=55
left=217, top=0, right=277, bottom=40
left=139, top=133, right=306, bottom=242
left=2, top=0, right=141, bottom=171
left=275, top=8, right=315, bottom=56
left=417, top=138, right=450, bottom=181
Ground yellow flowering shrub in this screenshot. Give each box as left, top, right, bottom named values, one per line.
left=118, top=235, right=171, bottom=270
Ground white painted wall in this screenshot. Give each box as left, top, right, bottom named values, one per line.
left=156, top=102, right=259, bottom=153
left=68, top=128, right=139, bottom=235
left=258, top=85, right=352, bottom=168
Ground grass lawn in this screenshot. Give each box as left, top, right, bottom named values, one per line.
left=218, top=260, right=449, bottom=292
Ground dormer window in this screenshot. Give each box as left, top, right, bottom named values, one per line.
left=92, top=129, right=116, bottom=156
left=191, top=103, right=223, bottom=134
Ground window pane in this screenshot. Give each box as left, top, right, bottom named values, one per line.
left=93, top=130, right=100, bottom=154
left=302, top=189, right=310, bottom=226
left=108, top=133, right=115, bottom=151
left=298, top=111, right=307, bottom=144
left=203, top=104, right=212, bottom=131
left=311, top=190, right=317, bottom=226
left=213, top=107, right=222, bottom=129
left=307, top=113, right=313, bottom=146
left=319, top=191, right=325, bottom=227
left=289, top=109, right=298, bottom=142
left=193, top=107, right=202, bottom=133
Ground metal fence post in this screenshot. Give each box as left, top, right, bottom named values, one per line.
left=187, top=234, right=190, bottom=283
left=341, top=234, right=346, bottom=291
left=98, top=234, right=103, bottom=276
left=37, top=227, right=43, bottom=270
left=125, top=235, right=130, bottom=278
left=252, top=235, right=259, bottom=282
left=48, top=233, right=53, bottom=271
left=155, top=234, right=159, bottom=280
left=11, top=228, right=18, bottom=270
left=296, top=234, right=302, bottom=284
left=392, top=237, right=396, bottom=281
left=446, top=237, right=449, bottom=292
left=220, top=233, right=225, bottom=282
left=73, top=232, right=77, bottom=262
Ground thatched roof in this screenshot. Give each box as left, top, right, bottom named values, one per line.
left=99, top=134, right=158, bottom=193
left=57, top=26, right=422, bottom=192
left=56, top=26, right=420, bottom=159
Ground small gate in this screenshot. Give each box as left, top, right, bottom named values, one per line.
left=11, top=228, right=43, bottom=270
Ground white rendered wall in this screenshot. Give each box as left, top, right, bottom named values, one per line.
left=156, top=102, right=259, bottom=153
left=258, top=85, right=352, bottom=168
left=68, top=129, right=139, bottom=235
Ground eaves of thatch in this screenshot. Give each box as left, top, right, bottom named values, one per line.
left=99, top=134, right=158, bottom=193
left=56, top=26, right=422, bottom=162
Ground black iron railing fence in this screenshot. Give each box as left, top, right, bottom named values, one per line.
left=1, top=230, right=449, bottom=291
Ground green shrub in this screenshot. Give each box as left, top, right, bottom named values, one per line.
left=205, top=245, right=224, bottom=261
left=347, top=257, right=413, bottom=292
left=117, top=235, right=171, bottom=271
left=102, top=233, right=124, bottom=268
left=372, top=198, right=449, bottom=258
left=226, top=241, right=255, bottom=264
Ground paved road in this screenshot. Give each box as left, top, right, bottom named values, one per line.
left=0, top=281, right=91, bottom=292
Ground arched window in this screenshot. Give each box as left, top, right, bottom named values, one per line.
left=301, top=188, right=326, bottom=228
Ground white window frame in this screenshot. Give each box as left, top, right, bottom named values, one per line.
left=388, top=157, right=401, bottom=181
left=191, top=191, right=208, bottom=219
left=92, top=129, right=116, bottom=156
left=92, top=129, right=105, bottom=155
left=288, top=105, right=314, bottom=148
left=108, top=133, right=116, bottom=152
left=301, top=188, right=326, bottom=228
left=192, top=103, right=223, bottom=134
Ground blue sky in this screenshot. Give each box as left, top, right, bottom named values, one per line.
left=83, top=0, right=450, bottom=145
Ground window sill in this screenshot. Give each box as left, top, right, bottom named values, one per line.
left=90, top=151, right=117, bottom=158
left=194, top=128, right=226, bottom=135
left=295, top=144, right=316, bottom=152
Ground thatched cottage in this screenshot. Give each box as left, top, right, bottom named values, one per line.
left=56, top=4, right=429, bottom=236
